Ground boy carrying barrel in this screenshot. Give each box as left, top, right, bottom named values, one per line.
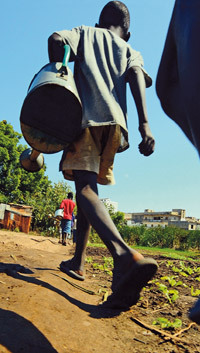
left=48, top=1, right=158, bottom=309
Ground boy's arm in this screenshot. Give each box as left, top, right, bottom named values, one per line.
left=48, top=33, right=65, bottom=63
left=126, top=66, right=155, bottom=156
left=48, top=33, right=76, bottom=62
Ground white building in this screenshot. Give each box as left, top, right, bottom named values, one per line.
left=124, top=209, right=200, bottom=230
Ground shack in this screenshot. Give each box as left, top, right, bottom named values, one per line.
left=0, top=203, right=33, bottom=233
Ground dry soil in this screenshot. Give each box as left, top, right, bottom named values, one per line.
left=0, top=230, right=200, bottom=353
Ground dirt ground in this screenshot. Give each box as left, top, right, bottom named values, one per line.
left=0, top=230, right=200, bottom=353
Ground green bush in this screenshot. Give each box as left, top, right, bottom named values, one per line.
left=120, top=224, right=146, bottom=245
left=138, top=226, right=164, bottom=247
left=187, top=230, right=200, bottom=250
left=119, top=224, right=196, bottom=250
left=172, top=228, right=190, bottom=250
left=89, top=228, right=102, bottom=244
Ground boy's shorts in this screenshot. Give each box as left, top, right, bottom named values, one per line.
left=61, top=125, right=121, bottom=185
left=61, top=219, right=71, bottom=235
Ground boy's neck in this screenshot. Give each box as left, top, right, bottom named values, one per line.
left=107, top=25, right=130, bottom=42
left=95, top=23, right=130, bottom=42
left=109, top=25, right=123, bottom=38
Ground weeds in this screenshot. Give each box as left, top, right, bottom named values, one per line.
left=161, top=275, right=183, bottom=287
left=156, top=282, right=179, bottom=304
left=191, top=286, right=200, bottom=297
left=85, top=256, right=113, bottom=276
left=92, top=262, right=112, bottom=275
left=153, top=317, right=182, bottom=331
left=85, top=256, right=93, bottom=264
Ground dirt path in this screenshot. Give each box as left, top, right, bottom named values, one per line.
left=0, top=230, right=200, bottom=353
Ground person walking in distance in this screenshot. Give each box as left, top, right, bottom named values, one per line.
left=60, top=192, right=75, bottom=246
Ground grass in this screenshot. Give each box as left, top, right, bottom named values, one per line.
left=88, top=242, right=200, bottom=262
left=133, top=245, right=200, bottom=261
left=88, top=242, right=105, bottom=248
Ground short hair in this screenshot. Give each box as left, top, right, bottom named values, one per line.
left=99, top=1, right=130, bottom=34
left=67, top=192, right=73, bottom=199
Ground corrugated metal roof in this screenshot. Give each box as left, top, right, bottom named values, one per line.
left=0, top=203, right=33, bottom=217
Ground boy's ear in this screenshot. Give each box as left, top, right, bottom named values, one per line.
left=125, top=31, right=131, bottom=42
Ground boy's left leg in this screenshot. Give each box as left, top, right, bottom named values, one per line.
left=62, top=232, right=67, bottom=246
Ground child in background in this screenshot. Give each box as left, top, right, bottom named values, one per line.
left=60, top=192, right=75, bottom=246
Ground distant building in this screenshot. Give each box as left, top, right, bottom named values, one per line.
left=100, top=198, right=118, bottom=213
left=0, top=203, right=33, bottom=233
left=124, top=209, right=200, bottom=230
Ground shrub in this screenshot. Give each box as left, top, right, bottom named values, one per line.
left=89, top=228, right=102, bottom=244
left=173, top=228, right=190, bottom=250
left=188, top=230, right=200, bottom=250
left=120, top=225, right=145, bottom=245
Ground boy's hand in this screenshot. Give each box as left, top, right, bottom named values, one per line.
left=138, top=123, right=155, bottom=156
left=127, top=67, right=154, bottom=156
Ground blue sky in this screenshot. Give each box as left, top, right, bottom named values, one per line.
left=1, top=0, right=200, bottom=218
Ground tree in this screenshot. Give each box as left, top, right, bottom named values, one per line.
left=0, top=121, right=74, bottom=233
left=105, top=204, right=126, bottom=230
left=0, top=120, right=50, bottom=203
left=188, top=230, right=200, bottom=250
left=28, top=181, right=73, bottom=232
left=111, top=211, right=126, bottom=231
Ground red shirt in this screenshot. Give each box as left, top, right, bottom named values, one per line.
left=60, top=199, right=75, bottom=220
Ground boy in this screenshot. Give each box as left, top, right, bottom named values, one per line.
left=48, top=1, right=158, bottom=309
left=60, top=192, right=75, bottom=246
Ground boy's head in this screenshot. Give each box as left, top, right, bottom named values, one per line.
left=96, top=1, right=130, bottom=41
left=67, top=192, right=73, bottom=199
